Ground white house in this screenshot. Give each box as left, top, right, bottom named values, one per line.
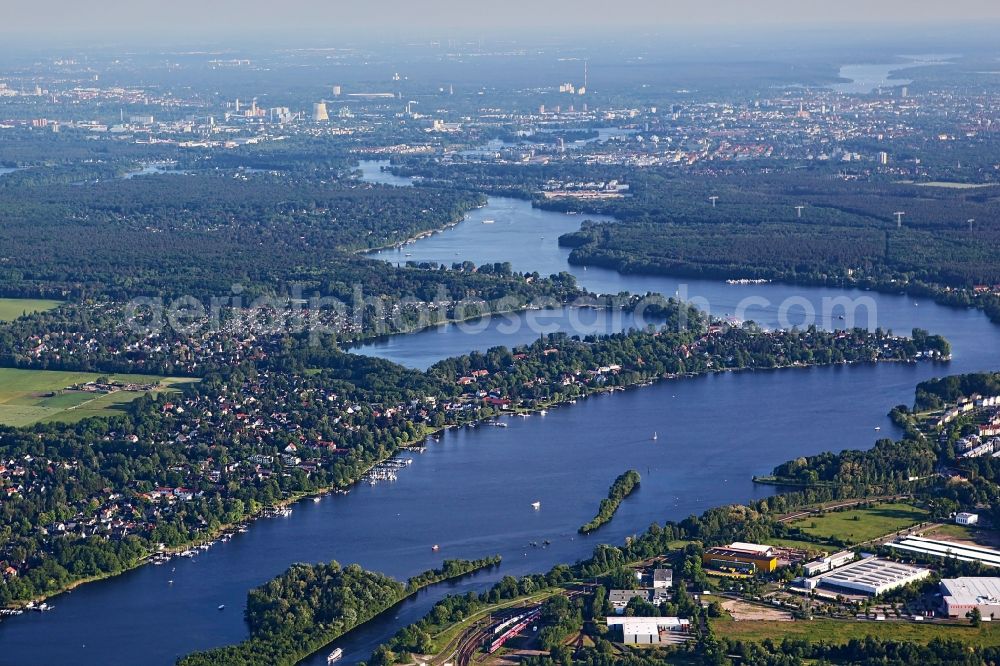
left=957, top=512, right=980, bottom=526
left=653, top=568, right=673, bottom=589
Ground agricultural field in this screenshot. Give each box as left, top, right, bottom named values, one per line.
left=0, top=368, right=196, bottom=426
left=711, top=614, right=1000, bottom=648
left=787, top=502, right=929, bottom=545
left=0, top=298, right=62, bottom=321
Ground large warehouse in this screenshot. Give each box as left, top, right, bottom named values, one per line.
left=606, top=616, right=691, bottom=644
left=941, top=578, right=1000, bottom=618
left=890, top=536, right=1000, bottom=567
left=807, top=556, right=931, bottom=596
left=703, top=543, right=778, bottom=575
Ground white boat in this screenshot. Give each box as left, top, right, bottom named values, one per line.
left=313, top=496, right=322, bottom=503
left=531, top=501, right=541, bottom=510
left=652, top=431, right=658, bottom=441
left=327, top=648, right=344, bottom=664
left=218, top=604, right=225, bottom=611
left=482, top=219, right=495, bottom=224
left=431, top=544, right=440, bottom=551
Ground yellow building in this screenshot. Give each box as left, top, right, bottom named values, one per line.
left=703, top=543, right=778, bottom=575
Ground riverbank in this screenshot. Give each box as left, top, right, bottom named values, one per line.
left=177, top=555, right=502, bottom=666
left=562, top=246, right=1000, bottom=330
left=358, top=201, right=488, bottom=256
left=2, top=421, right=454, bottom=611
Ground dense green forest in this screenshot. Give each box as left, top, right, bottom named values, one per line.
left=389, top=159, right=1000, bottom=290
left=0, top=166, right=502, bottom=299
left=177, top=556, right=500, bottom=666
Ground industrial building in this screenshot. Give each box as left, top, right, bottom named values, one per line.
left=606, top=616, right=691, bottom=644
left=890, top=536, right=1000, bottom=567
left=941, top=577, right=1000, bottom=618
left=703, top=543, right=778, bottom=575
left=803, top=550, right=856, bottom=577
left=608, top=589, right=652, bottom=614
left=312, top=102, right=329, bottom=122
left=803, top=556, right=931, bottom=597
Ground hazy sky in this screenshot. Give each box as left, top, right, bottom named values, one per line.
left=4, top=0, right=999, bottom=42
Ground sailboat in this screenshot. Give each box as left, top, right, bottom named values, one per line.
left=531, top=501, right=541, bottom=510
left=652, top=431, right=658, bottom=441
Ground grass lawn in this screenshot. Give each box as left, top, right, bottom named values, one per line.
left=0, top=368, right=197, bottom=426
left=0, top=298, right=62, bottom=321
left=711, top=615, right=1000, bottom=648
left=926, top=523, right=978, bottom=540
left=768, top=537, right=831, bottom=553
left=787, top=502, right=928, bottom=545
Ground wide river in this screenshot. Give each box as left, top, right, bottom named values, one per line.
left=3, top=161, right=1000, bottom=665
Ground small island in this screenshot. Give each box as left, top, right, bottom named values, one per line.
left=177, top=556, right=501, bottom=666
left=579, top=469, right=641, bottom=533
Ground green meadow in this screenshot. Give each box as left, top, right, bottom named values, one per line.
left=0, top=298, right=62, bottom=321
left=0, top=368, right=197, bottom=426
left=787, top=502, right=929, bottom=545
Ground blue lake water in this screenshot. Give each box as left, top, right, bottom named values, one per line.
left=3, top=160, right=999, bottom=665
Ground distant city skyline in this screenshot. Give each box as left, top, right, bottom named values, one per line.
left=3, top=0, right=1000, bottom=43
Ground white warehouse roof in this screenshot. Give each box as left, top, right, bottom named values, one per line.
left=941, top=577, right=1000, bottom=606
left=890, top=536, right=1000, bottom=567
left=815, top=556, right=931, bottom=596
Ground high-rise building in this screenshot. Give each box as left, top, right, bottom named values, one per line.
left=312, top=102, right=329, bottom=122
left=331, top=85, right=342, bottom=96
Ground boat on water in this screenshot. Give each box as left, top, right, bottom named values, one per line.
left=313, top=496, right=322, bottom=503
left=431, top=544, right=440, bottom=551
left=652, top=431, right=658, bottom=441
left=327, top=648, right=344, bottom=664
left=531, top=501, right=541, bottom=510
left=218, top=604, right=225, bottom=611
left=482, top=219, right=495, bottom=224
